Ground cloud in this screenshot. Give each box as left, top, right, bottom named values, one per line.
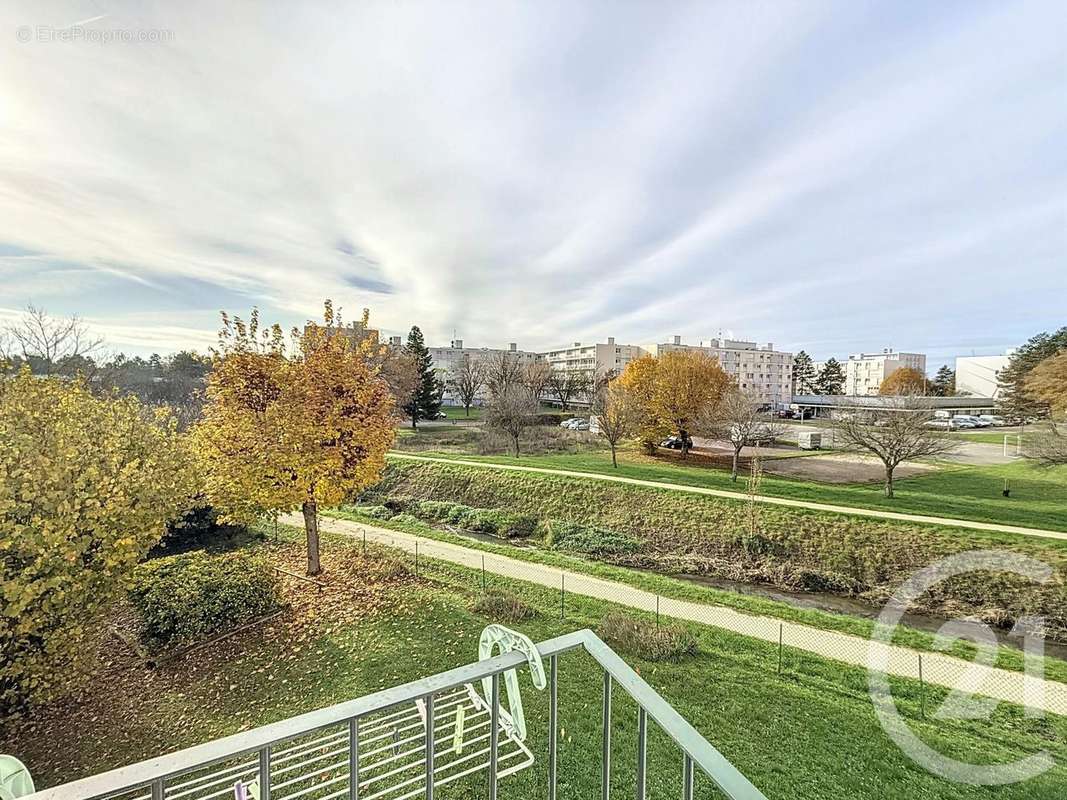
left=0, top=0, right=1063, bottom=361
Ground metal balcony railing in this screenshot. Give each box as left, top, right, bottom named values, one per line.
left=23, top=629, right=766, bottom=800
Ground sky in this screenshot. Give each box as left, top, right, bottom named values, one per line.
left=1, top=0, right=1064, bottom=369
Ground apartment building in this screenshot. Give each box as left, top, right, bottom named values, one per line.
left=844, top=349, right=926, bottom=396
left=540, top=337, right=645, bottom=378
left=428, top=339, right=540, bottom=405
left=649, top=336, right=793, bottom=407
left=955, top=354, right=1011, bottom=398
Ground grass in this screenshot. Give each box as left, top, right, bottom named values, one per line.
left=8, top=523, right=1065, bottom=800
left=328, top=505, right=1067, bottom=683
left=440, top=404, right=484, bottom=420
left=388, top=447, right=1067, bottom=532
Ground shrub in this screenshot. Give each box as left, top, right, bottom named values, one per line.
left=597, top=613, right=699, bottom=662
left=154, top=504, right=254, bottom=555
left=129, top=551, right=282, bottom=648
left=360, top=505, right=396, bottom=520
left=412, top=500, right=463, bottom=521
left=389, top=513, right=422, bottom=527
left=383, top=497, right=413, bottom=513
left=542, top=520, right=640, bottom=557
left=471, top=591, right=537, bottom=622
left=403, top=500, right=537, bottom=539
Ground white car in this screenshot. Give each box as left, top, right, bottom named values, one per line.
left=954, top=415, right=989, bottom=428
left=924, top=419, right=954, bottom=430
left=951, top=417, right=978, bottom=429
left=559, top=418, right=578, bottom=428
left=979, top=415, right=1006, bottom=426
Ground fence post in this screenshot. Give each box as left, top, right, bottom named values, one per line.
left=481, top=555, right=487, bottom=594
left=655, top=595, right=660, bottom=628
left=362, top=528, right=367, bottom=556
left=918, top=654, right=925, bottom=719
left=777, top=623, right=784, bottom=676
left=415, top=540, right=419, bottom=576
left=560, top=573, right=565, bottom=620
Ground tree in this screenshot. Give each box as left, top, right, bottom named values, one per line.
left=546, top=368, right=593, bottom=411
left=0, top=369, right=193, bottom=712
left=879, top=366, right=928, bottom=396
left=617, top=350, right=730, bottom=457
left=997, top=327, right=1067, bottom=419
left=401, top=326, right=443, bottom=428
left=377, top=347, right=420, bottom=416
left=653, top=350, right=731, bottom=457
left=792, top=350, right=818, bottom=394
left=1, top=304, right=103, bottom=376
left=448, top=355, right=484, bottom=416
left=705, top=387, right=785, bottom=481
left=832, top=397, right=957, bottom=498
left=1026, top=424, right=1067, bottom=466
left=816, top=358, right=846, bottom=395
left=484, top=385, right=538, bottom=456
left=523, top=359, right=553, bottom=404
left=482, top=351, right=526, bottom=398
left=194, top=304, right=396, bottom=575
left=929, top=365, right=956, bottom=397
left=1024, top=351, right=1067, bottom=418
left=592, top=381, right=638, bottom=467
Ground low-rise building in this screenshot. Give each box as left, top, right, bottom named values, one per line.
left=955, top=354, right=1011, bottom=398
left=844, top=349, right=926, bottom=396
left=648, top=336, right=793, bottom=407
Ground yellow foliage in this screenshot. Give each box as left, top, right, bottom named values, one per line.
left=878, top=367, right=928, bottom=396
left=0, top=369, right=194, bottom=712
left=193, top=304, right=396, bottom=568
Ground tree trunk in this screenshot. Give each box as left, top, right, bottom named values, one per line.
left=464, top=404, right=470, bottom=417
left=884, top=466, right=895, bottom=498
left=511, top=432, right=520, bottom=457
left=732, top=447, right=741, bottom=481
left=411, top=415, right=418, bottom=429
left=611, top=445, right=618, bottom=468
left=302, top=500, right=321, bottom=576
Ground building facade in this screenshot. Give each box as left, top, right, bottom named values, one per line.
left=428, top=339, right=540, bottom=406
left=540, top=337, right=645, bottom=378
left=648, top=336, right=794, bottom=407
left=955, top=354, right=1011, bottom=398
left=844, top=349, right=926, bottom=396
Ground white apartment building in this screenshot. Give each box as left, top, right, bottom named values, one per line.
left=428, top=340, right=540, bottom=405
left=541, top=337, right=645, bottom=378
left=648, top=336, right=793, bottom=407
left=955, top=354, right=1011, bottom=398
left=844, top=349, right=926, bottom=396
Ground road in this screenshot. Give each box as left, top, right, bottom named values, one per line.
left=286, top=512, right=1067, bottom=716
left=388, top=453, right=1067, bottom=542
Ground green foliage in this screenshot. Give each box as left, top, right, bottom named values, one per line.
left=997, top=326, right=1067, bottom=418
left=400, top=500, right=537, bottom=538
left=792, top=350, right=817, bottom=394
left=596, top=613, right=698, bottom=662
left=930, top=365, right=956, bottom=397
left=815, top=357, right=845, bottom=395
left=0, top=369, right=194, bottom=713
left=129, top=551, right=281, bottom=648
left=402, top=326, right=443, bottom=425
left=471, top=591, right=537, bottom=622
left=541, top=520, right=640, bottom=557
left=155, top=504, right=254, bottom=555
left=360, top=505, right=397, bottom=520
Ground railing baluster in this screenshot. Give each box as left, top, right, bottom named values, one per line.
left=424, top=694, right=435, bottom=800
left=258, top=745, right=271, bottom=800
left=549, top=654, right=559, bottom=800
left=682, top=753, right=694, bottom=800
left=151, top=777, right=164, bottom=800
left=489, top=672, right=500, bottom=800
left=602, top=671, right=612, bottom=800
left=636, top=708, right=647, bottom=800
left=349, top=718, right=359, bottom=800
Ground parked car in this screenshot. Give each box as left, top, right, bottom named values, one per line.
left=979, top=415, right=1007, bottom=426
left=431, top=411, right=448, bottom=420
left=954, top=414, right=989, bottom=428
left=559, top=418, right=578, bottom=428
left=660, top=434, right=693, bottom=450
left=776, top=409, right=795, bottom=419
left=951, top=417, right=977, bottom=429
left=924, top=419, right=954, bottom=430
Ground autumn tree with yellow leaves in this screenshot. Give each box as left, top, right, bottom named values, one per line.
left=0, top=369, right=193, bottom=712
left=194, top=303, right=396, bottom=575
left=618, top=350, right=731, bottom=456
left=879, top=366, right=929, bottom=396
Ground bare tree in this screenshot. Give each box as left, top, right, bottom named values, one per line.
left=832, top=396, right=958, bottom=498
left=704, top=387, right=785, bottom=481
left=2, top=305, right=103, bottom=375
left=482, top=351, right=526, bottom=398
left=375, top=347, right=420, bottom=419
left=546, top=368, right=592, bottom=411
left=448, top=355, right=484, bottom=416
left=1026, top=422, right=1067, bottom=466
left=592, top=381, right=638, bottom=467
left=484, top=385, right=538, bottom=456
left=523, top=359, right=552, bottom=404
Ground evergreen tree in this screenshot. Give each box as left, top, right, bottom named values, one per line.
left=997, top=327, right=1067, bottom=419
left=792, top=350, right=817, bottom=394
left=402, top=326, right=443, bottom=428
left=815, top=357, right=845, bottom=395
left=930, top=365, right=956, bottom=396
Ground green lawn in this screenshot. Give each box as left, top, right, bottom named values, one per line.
left=441, top=404, right=484, bottom=420
left=389, top=449, right=1067, bottom=532
left=8, top=525, right=1064, bottom=800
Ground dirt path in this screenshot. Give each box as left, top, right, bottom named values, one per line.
left=286, top=513, right=1067, bottom=717
left=388, top=453, right=1067, bottom=542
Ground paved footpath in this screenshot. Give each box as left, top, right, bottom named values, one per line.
left=283, top=512, right=1067, bottom=717
left=389, top=453, right=1067, bottom=543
